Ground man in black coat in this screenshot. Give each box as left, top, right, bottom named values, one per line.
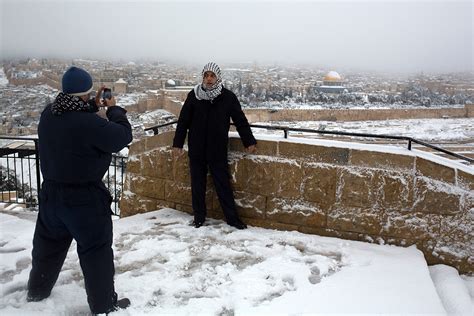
left=173, top=62, right=257, bottom=229
left=27, top=66, right=132, bottom=314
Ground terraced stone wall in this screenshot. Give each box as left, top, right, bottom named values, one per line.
left=120, top=131, right=473, bottom=274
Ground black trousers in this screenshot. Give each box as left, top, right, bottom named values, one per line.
left=28, top=180, right=116, bottom=314
left=190, top=159, right=240, bottom=224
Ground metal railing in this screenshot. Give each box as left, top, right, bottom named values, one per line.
left=145, top=120, right=473, bottom=164
left=0, top=136, right=127, bottom=216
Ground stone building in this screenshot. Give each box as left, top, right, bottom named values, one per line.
left=316, top=71, right=347, bottom=94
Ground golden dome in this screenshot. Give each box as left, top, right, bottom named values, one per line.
left=323, top=71, right=342, bottom=82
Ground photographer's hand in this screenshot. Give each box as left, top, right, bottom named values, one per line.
left=104, top=96, right=117, bottom=107
left=95, top=85, right=106, bottom=107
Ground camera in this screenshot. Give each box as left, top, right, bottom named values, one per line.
left=102, top=88, right=112, bottom=100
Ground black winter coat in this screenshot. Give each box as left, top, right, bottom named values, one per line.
left=38, top=103, right=132, bottom=184
left=173, top=88, right=256, bottom=161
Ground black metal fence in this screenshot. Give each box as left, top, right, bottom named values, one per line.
left=145, top=120, right=473, bottom=164
left=0, top=136, right=127, bottom=216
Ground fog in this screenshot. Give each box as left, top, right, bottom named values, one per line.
left=1, top=0, right=472, bottom=73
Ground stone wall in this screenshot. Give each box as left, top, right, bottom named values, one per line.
left=156, top=95, right=473, bottom=123
left=120, top=131, right=473, bottom=274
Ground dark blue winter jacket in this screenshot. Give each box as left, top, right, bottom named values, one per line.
left=38, top=103, right=132, bottom=184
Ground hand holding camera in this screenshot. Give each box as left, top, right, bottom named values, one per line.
left=95, top=86, right=116, bottom=107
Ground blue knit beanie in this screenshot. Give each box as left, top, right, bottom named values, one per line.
left=61, top=66, right=93, bottom=96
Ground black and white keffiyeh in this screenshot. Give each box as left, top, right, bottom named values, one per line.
left=51, top=92, right=93, bottom=116
left=194, top=62, right=223, bottom=101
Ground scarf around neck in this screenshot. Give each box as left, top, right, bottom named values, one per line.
left=51, top=92, right=93, bottom=116
left=194, top=62, right=223, bottom=101
left=194, top=82, right=223, bottom=101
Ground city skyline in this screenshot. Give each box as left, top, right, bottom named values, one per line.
left=1, top=0, right=473, bottom=74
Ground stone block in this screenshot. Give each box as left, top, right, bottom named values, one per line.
left=207, top=209, right=226, bottom=221
left=234, top=157, right=278, bottom=196
left=381, top=211, right=441, bottom=240
left=129, top=139, right=146, bottom=155
left=125, top=156, right=141, bottom=174
left=141, top=149, right=173, bottom=179
left=327, top=207, right=384, bottom=235
left=437, top=210, right=474, bottom=272
left=338, top=169, right=376, bottom=208
left=457, top=170, right=474, bottom=191
left=375, top=171, right=414, bottom=211
left=273, top=160, right=304, bottom=199
left=234, top=191, right=266, bottom=219
left=173, top=153, right=191, bottom=184
left=413, top=177, right=461, bottom=215
left=422, top=238, right=473, bottom=275
left=128, top=175, right=165, bottom=200
left=350, top=150, right=415, bottom=171
left=279, top=142, right=350, bottom=164
left=229, top=138, right=279, bottom=157
left=302, top=164, right=337, bottom=210
left=119, top=192, right=157, bottom=217
left=266, top=198, right=326, bottom=227
left=175, top=203, right=193, bottom=215
left=165, top=181, right=192, bottom=205
left=145, top=131, right=175, bottom=151
left=416, top=157, right=455, bottom=183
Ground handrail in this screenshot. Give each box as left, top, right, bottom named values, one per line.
left=144, top=120, right=473, bottom=164
left=0, top=136, right=39, bottom=141
left=0, top=136, right=128, bottom=214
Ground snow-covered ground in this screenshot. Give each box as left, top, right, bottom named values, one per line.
left=1, top=207, right=472, bottom=315
left=253, top=118, right=474, bottom=142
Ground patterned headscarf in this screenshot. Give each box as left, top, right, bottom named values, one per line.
left=194, top=62, right=223, bottom=101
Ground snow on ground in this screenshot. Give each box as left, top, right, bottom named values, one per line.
left=1, top=207, right=472, bottom=315
left=252, top=118, right=474, bottom=142
left=429, top=265, right=473, bottom=316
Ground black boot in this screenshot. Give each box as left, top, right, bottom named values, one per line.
left=114, top=297, right=131, bottom=310
left=192, top=219, right=205, bottom=228
left=26, top=290, right=51, bottom=302
left=93, top=297, right=131, bottom=315
left=228, top=220, right=247, bottom=230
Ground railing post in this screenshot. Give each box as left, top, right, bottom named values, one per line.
left=284, top=128, right=288, bottom=139
left=34, top=139, right=41, bottom=204
left=408, top=139, right=412, bottom=151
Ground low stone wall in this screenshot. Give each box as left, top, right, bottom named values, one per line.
left=157, top=96, right=473, bottom=123
left=120, top=131, right=473, bottom=274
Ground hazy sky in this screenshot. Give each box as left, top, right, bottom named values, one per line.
left=1, top=0, right=472, bottom=73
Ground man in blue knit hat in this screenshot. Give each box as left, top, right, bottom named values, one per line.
left=173, top=62, right=257, bottom=229
left=27, top=66, right=132, bottom=314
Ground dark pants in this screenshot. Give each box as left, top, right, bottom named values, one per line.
left=190, top=159, right=241, bottom=224
left=28, top=180, right=116, bottom=314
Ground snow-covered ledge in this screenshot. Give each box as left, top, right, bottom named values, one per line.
left=121, top=131, right=473, bottom=274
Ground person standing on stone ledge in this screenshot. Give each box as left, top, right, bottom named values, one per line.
left=172, top=62, right=257, bottom=229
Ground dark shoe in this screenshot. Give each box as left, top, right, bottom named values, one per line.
left=192, top=220, right=205, bottom=228
left=115, top=297, right=131, bottom=309
left=93, top=297, right=131, bottom=315
left=228, top=220, right=247, bottom=230
left=27, top=291, right=50, bottom=302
